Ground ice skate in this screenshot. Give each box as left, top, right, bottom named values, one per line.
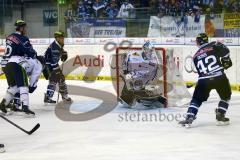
left=44, top=93, right=56, bottom=104
left=0, top=144, right=5, bottom=153
left=62, top=94, right=72, bottom=103
left=179, top=117, right=195, bottom=128
left=216, top=109, right=230, bottom=126
left=0, top=99, right=8, bottom=115
left=22, top=105, right=35, bottom=118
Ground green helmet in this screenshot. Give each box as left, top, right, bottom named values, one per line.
left=15, top=19, right=26, bottom=27
left=54, top=31, right=65, bottom=38
left=196, top=33, right=209, bottom=45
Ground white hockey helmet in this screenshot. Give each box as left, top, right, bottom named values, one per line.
left=142, top=41, right=155, bottom=54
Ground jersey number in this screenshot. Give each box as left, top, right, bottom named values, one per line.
left=4, top=45, right=12, bottom=57
left=197, top=55, right=220, bottom=74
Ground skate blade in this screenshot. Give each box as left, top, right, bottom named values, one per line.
left=0, top=148, right=5, bottom=153
left=63, top=100, right=73, bottom=104
left=180, top=123, right=192, bottom=128
left=216, top=121, right=230, bottom=126
left=44, top=102, right=56, bottom=106
left=0, top=111, right=13, bottom=116
left=23, top=113, right=36, bottom=118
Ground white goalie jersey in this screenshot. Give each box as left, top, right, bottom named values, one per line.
left=122, top=50, right=159, bottom=90
left=8, top=56, right=42, bottom=88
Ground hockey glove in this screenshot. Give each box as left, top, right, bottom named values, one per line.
left=29, top=86, right=37, bottom=93
left=61, top=51, right=68, bottom=62
left=221, top=57, right=232, bottom=70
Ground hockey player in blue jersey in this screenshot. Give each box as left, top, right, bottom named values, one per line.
left=44, top=31, right=71, bottom=104
left=179, top=33, right=232, bottom=127
left=0, top=20, right=40, bottom=116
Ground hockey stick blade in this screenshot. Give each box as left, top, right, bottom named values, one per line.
left=0, top=115, right=40, bottom=135
left=28, top=123, right=40, bottom=135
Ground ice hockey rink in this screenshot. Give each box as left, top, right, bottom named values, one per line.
left=0, top=79, right=240, bottom=160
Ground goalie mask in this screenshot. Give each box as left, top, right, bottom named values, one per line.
left=142, top=41, right=155, bottom=55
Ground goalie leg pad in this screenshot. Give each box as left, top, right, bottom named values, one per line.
left=120, top=85, right=135, bottom=106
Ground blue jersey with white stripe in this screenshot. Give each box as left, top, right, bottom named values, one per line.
left=193, top=41, right=230, bottom=80
left=1, top=32, right=37, bottom=68
left=44, top=40, right=63, bottom=70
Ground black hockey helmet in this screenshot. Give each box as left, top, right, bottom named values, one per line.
left=54, top=31, right=65, bottom=38
left=196, top=33, right=208, bottom=45
left=15, top=19, right=26, bottom=30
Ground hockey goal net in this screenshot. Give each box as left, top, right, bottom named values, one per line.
left=115, top=47, right=191, bottom=107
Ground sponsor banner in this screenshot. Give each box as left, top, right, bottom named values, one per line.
left=117, top=38, right=141, bottom=45
left=209, top=37, right=239, bottom=46
left=94, top=38, right=119, bottom=45
left=70, top=19, right=126, bottom=38
left=224, top=28, right=240, bottom=37
left=72, top=38, right=95, bottom=45
left=30, top=38, right=50, bottom=45
left=148, top=16, right=205, bottom=37
left=224, top=13, right=240, bottom=29
left=161, top=37, right=184, bottom=45
left=184, top=37, right=196, bottom=45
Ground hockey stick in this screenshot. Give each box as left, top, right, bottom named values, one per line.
left=0, top=115, right=40, bottom=135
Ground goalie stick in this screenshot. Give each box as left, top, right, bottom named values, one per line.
left=0, top=115, right=40, bottom=135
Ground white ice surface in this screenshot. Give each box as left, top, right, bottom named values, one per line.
left=0, top=79, right=240, bottom=160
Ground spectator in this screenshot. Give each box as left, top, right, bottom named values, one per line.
left=117, top=0, right=134, bottom=18
left=77, top=0, right=90, bottom=19
left=64, top=4, right=75, bottom=23
left=106, top=1, right=119, bottom=19
left=92, top=0, right=106, bottom=18
left=83, top=0, right=94, bottom=17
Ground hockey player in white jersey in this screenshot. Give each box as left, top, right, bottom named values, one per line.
left=119, top=41, right=166, bottom=108
left=0, top=56, right=43, bottom=116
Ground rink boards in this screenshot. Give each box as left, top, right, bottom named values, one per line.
left=0, top=38, right=240, bottom=91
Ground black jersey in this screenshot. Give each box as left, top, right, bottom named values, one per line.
left=193, top=41, right=230, bottom=79
left=1, top=32, right=37, bottom=68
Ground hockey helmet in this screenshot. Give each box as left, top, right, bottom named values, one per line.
left=142, top=41, right=155, bottom=54
left=196, top=33, right=208, bottom=45
left=15, top=19, right=26, bottom=30
left=54, top=31, right=65, bottom=38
